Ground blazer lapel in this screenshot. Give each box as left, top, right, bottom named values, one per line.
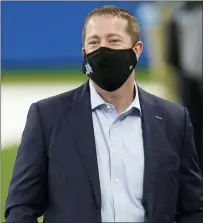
left=63, top=82, right=101, bottom=211
left=138, top=87, right=166, bottom=221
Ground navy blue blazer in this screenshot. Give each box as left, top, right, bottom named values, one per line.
left=5, top=81, right=203, bottom=223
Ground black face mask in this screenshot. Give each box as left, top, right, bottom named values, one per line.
left=82, top=47, right=137, bottom=92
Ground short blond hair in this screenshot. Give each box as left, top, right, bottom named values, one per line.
left=82, top=5, right=140, bottom=46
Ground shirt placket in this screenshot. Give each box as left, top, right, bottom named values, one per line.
left=109, top=118, right=125, bottom=222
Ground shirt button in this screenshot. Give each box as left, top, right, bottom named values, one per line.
left=115, top=178, right=119, bottom=183
left=114, top=150, right=119, bottom=154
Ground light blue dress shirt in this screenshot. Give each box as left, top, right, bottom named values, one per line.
left=89, top=80, right=146, bottom=222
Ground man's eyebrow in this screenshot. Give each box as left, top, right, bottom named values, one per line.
left=86, top=33, right=122, bottom=41
left=86, top=35, right=100, bottom=41
left=107, top=33, right=122, bottom=38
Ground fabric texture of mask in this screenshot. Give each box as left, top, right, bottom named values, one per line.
left=82, top=47, right=137, bottom=91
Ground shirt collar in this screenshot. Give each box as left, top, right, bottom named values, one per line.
left=89, top=80, right=141, bottom=114
left=89, top=80, right=107, bottom=109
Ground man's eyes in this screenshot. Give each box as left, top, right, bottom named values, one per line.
left=88, top=39, right=121, bottom=46
left=89, top=40, right=99, bottom=45
left=109, top=39, right=121, bottom=43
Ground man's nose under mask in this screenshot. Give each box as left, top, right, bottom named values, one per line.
left=82, top=47, right=137, bottom=92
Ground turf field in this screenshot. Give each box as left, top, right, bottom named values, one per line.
left=1, top=147, right=18, bottom=222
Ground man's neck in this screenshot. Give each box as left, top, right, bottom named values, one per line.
left=92, top=74, right=135, bottom=115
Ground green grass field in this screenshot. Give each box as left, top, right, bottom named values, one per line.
left=1, top=146, right=18, bottom=221
left=1, top=68, right=151, bottom=84
left=1, top=146, right=44, bottom=222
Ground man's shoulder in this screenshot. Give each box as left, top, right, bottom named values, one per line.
left=154, top=92, right=184, bottom=113
left=35, top=83, right=86, bottom=111
left=140, top=88, right=187, bottom=139
left=139, top=87, right=185, bottom=117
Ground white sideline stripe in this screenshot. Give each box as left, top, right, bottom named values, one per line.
left=1, top=82, right=167, bottom=149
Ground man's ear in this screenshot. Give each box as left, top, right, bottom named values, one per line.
left=82, top=47, right=85, bottom=56
left=133, top=41, right=144, bottom=60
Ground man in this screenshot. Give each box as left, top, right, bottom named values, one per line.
left=5, top=5, right=203, bottom=223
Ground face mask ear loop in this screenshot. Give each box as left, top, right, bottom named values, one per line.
left=131, top=43, right=138, bottom=61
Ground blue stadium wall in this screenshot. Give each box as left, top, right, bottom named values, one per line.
left=2, top=1, right=149, bottom=70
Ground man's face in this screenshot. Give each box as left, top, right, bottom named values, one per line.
left=83, top=15, right=133, bottom=54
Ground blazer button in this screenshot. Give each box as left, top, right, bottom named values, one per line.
left=97, top=208, right=100, bottom=213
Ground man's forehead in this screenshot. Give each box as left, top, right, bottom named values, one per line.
left=85, top=15, right=128, bottom=37
left=88, top=14, right=127, bottom=23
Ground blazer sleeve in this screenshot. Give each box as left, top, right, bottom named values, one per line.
left=175, top=108, right=203, bottom=223
left=5, top=103, right=48, bottom=223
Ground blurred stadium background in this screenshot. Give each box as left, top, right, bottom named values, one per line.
left=1, top=1, right=202, bottom=222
